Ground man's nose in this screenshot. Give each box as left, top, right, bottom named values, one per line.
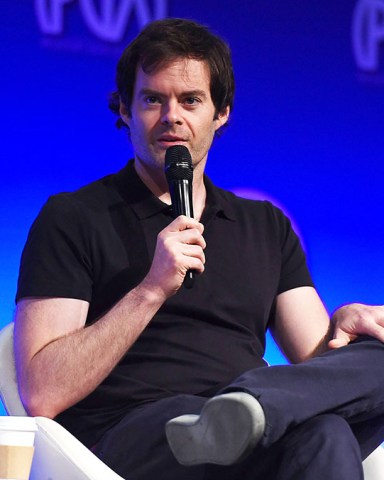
left=160, top=101, right=183, bottom=126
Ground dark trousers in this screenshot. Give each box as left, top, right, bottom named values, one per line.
left=94, top=337, right=384, bottom=480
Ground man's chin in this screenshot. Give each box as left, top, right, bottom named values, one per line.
left=134, top=152, right=166, bottom=170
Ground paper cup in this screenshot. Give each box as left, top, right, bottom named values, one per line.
left=0, top=417, right=37, bottom=480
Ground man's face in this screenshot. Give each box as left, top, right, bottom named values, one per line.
left=120, top=58, right=229, bottom=177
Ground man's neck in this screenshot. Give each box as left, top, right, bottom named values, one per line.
left=133, top=158, right=207, bottom=221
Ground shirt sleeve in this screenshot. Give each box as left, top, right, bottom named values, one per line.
left=266, top=202, right=314, bottom=294
left=16, top=194, right=94, bottom=303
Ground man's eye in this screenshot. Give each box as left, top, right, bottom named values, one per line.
left=145, top=96, right=160, bottom=104
left=184, top=97, right=200, bottom=105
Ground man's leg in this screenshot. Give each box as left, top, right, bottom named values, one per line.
left=266, top=414, right=364, bottom=480
left=94, top=395, right=363, bottom=480
left=93, top=395, right=208, bottom=480
left=223, top=336, right=384, bottom=457
left=167, top=336, right=384, bottom=467
left=205, top=414, right=364, bottom=480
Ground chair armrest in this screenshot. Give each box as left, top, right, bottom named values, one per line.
left=30, top=417, right=124, bottom=480
left=363, top=446, right=384, bottom=480
left=0, top=323, right=27, bottom=416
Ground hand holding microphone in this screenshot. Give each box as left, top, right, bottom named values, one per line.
left=141, top=145, right=205, bottom=298
left=165, top=145, right=200, bottom=288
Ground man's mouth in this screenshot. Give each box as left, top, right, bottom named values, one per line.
left=157, top=135, right=187, bottom=145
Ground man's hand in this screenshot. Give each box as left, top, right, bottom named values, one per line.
left=142, top=216, right=206, bottom=299
left=329, top=303, right=384, bottom=349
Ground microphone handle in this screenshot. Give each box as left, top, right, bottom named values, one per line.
left=169, top=180, right=194, bottom=218
left=169, top=179, right=195, bottom=288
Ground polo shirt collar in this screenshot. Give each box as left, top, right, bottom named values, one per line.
left=114, top=160, right=170, bottom=219
left=114, top=159, right=236, bottom=221
left=203, top=175, right=237, bottom=222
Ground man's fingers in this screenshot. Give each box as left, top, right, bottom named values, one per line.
left=161, top=223, right=206, bottom=252
left=328, top=329, right=353, bottom=349
left=167, top=215, right=204, bottom=234
left=328, top=337, right=350, bottom=349
left=330, top=303, right=384, bottom=348
left=363, top=322, right=384, bottom=343
left=180, top=244, right=206, bottom=271
left=179, top=228, right=206, bottom=249
left=146, top=216, right=207, bottom=297
left=184, top=256, right=205, bottom=274
left=162, top=230, right=206, bottom=253
left=329, top=318, right=384, bottom=350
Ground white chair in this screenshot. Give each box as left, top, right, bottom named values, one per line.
left=0, top=322, right=123, bottom=479
left=1, top=321, right=384, bottom=479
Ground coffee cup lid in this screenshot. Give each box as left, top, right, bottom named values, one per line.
left=0, top=417, right=37, bottom=433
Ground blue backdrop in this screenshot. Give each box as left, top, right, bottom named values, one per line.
left=1, top=0, right=383, bottom=416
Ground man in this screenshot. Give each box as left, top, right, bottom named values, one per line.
left=14, top=18, right=384, bottom=480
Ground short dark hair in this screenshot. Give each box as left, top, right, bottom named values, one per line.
left=109, top=18, right=235, bottom=131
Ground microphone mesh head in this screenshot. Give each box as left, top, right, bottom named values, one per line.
left=165, top=145, right=193, bottom=182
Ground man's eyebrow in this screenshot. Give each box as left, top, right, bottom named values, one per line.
left=138, top=88, right=162, bottom=97
left=138, top=88, right=208, bottom=99
left=181, top=89, right=208, bottom=99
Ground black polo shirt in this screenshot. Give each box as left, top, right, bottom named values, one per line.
left=16, top=160, right=313, bottom=446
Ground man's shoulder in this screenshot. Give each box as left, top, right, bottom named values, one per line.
left=44, top=169, right=125, bottom=216
left=212, top=183, right=284, bottom=218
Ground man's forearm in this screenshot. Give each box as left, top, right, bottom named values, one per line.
left=16, top=282, right=166, bottom=419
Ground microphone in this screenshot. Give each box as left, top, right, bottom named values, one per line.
left=165, top=145, right=195, bottom=288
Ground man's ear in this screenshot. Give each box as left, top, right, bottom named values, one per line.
left=119, top=101, right=130, bottom=127
left=214, top=106, right=230, bottom=131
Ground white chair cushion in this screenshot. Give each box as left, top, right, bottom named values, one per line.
left=0, top=323, right=27, bottom=416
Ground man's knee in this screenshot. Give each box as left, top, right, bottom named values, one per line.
left=289, top=414, right=363, bottom=477
left=306, top=414, right=358, bottom=448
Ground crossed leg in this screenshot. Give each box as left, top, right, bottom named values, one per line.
left=94, top=337, right=384, bottom=479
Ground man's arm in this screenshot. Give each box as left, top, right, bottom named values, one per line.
left=15, top=288, right=163, bottom=419
left=271, top=286, right=332, bottom=364
left=271, top=287, right=384, bottom=364
left=14, top=216, right=206, bottom=419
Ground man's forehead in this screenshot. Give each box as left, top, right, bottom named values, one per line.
left=136, top=58, right=211, bottom=87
